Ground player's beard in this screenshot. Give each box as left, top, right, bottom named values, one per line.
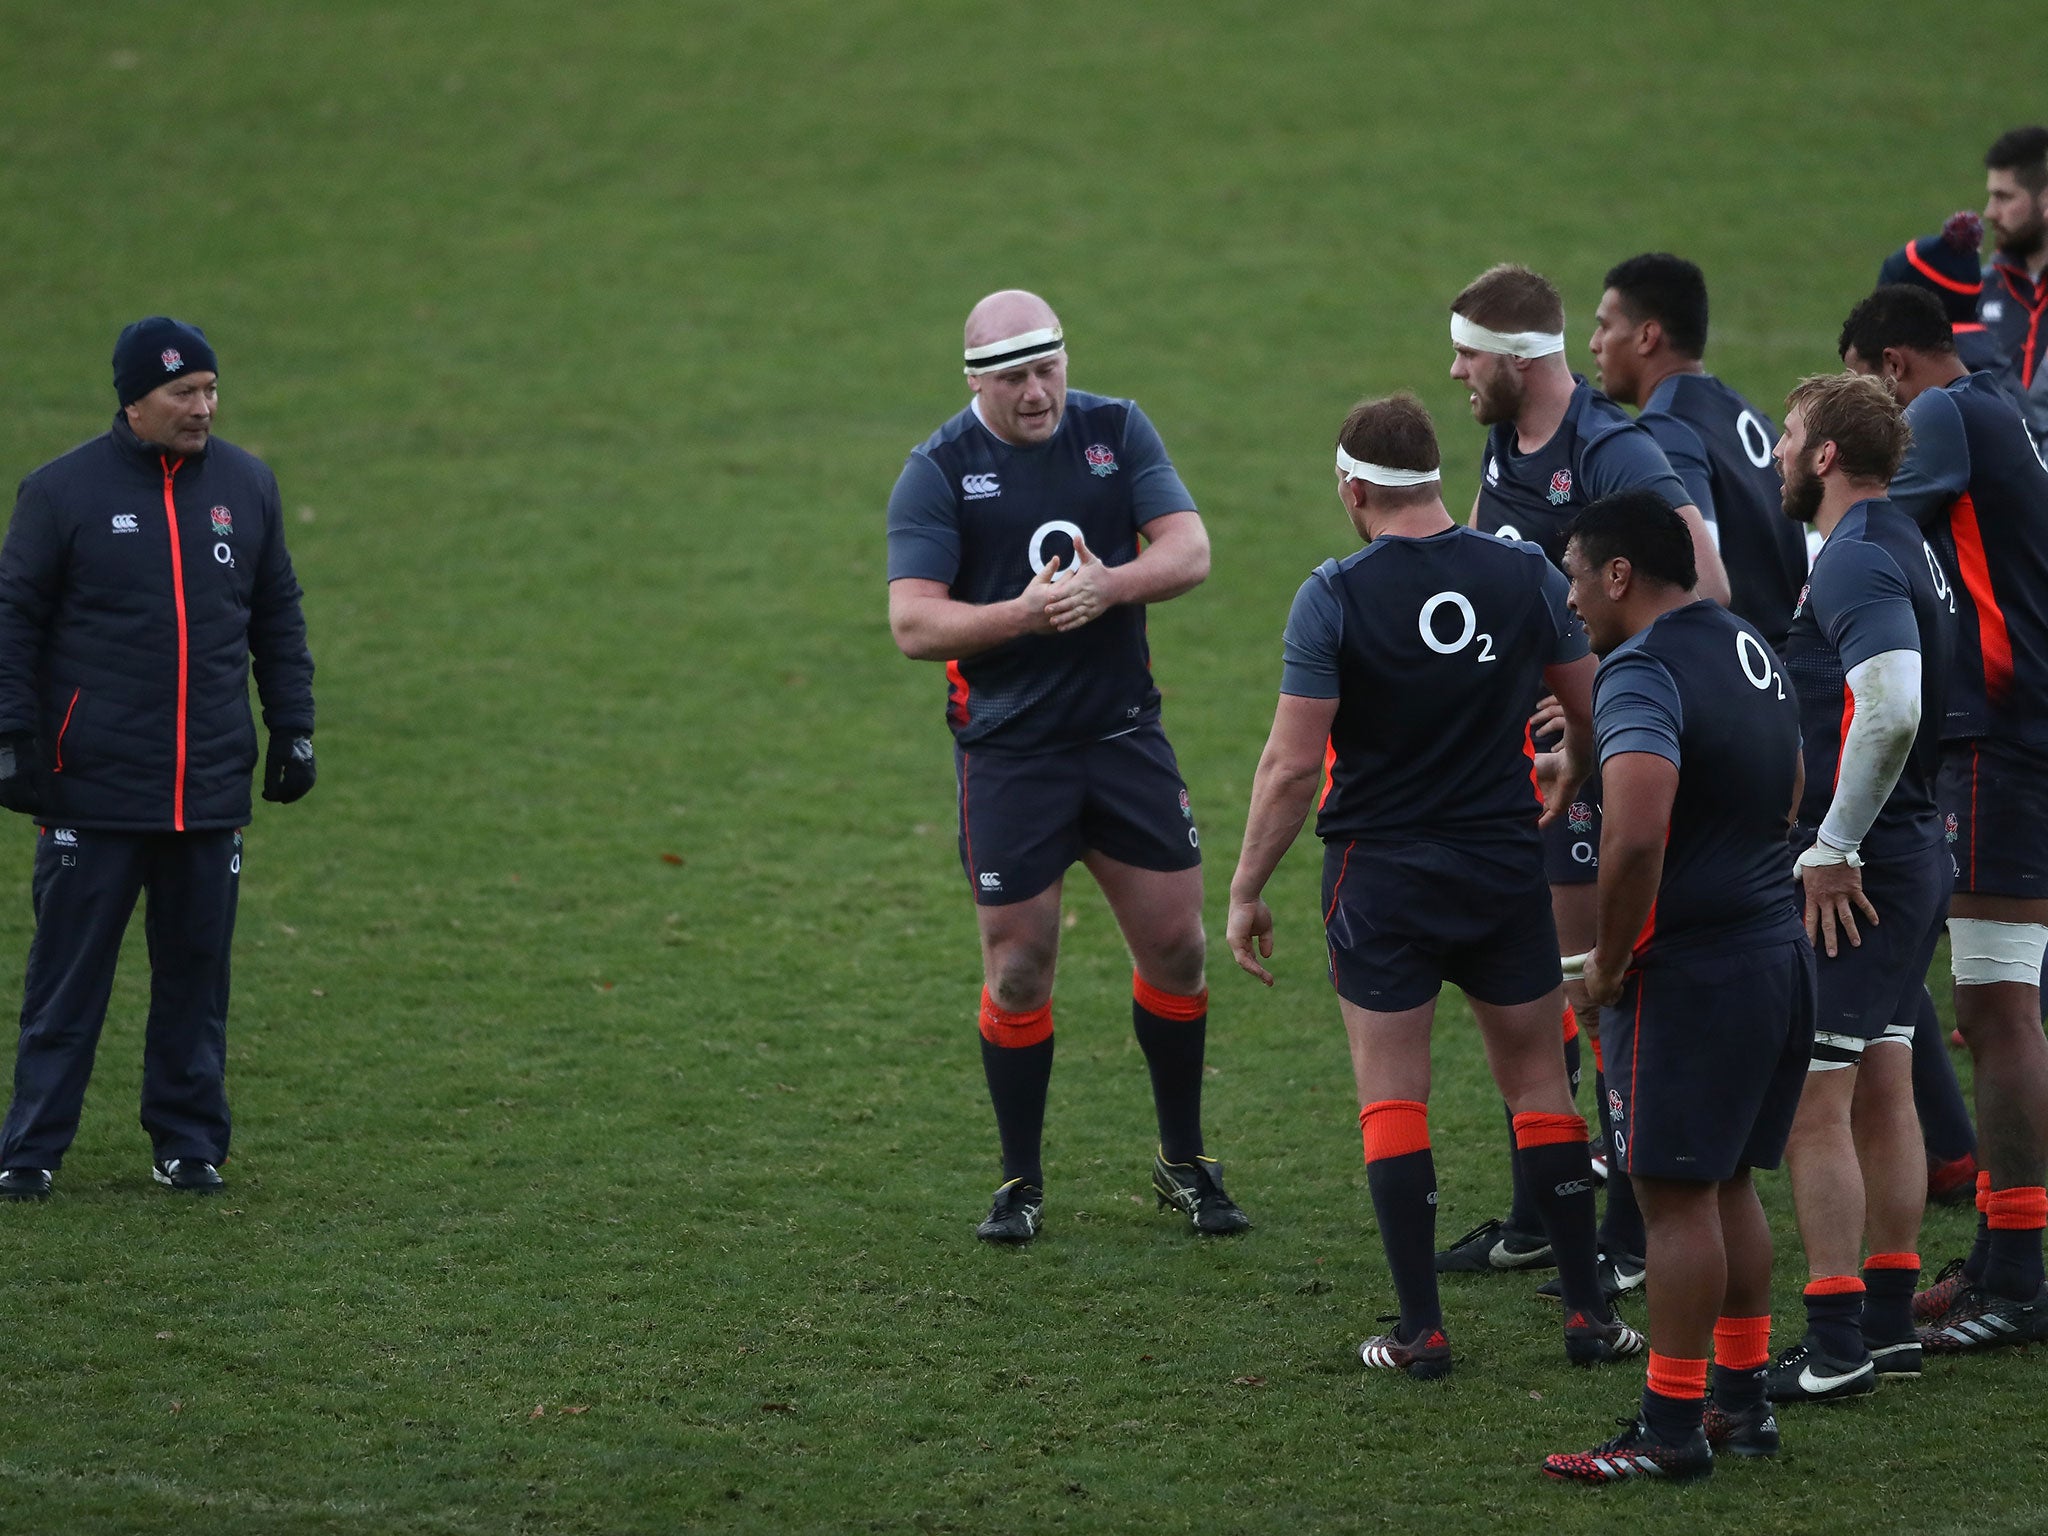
left=1996, top=212, right=2047, bottom=264
left=1781, top=456, right=1824, bottom=525
left=1473, top=368, right=1522, bottom=426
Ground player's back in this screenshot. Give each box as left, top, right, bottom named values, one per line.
left=1315, top=526, right=1581, bottom=847
left=1894, top=370, right=2048, bottom=745
left=1597, top=601, right=1802, bottom=958
left=1649, top=374, right=1808, bottom=649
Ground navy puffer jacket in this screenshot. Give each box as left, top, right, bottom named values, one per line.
left=0, top=413, right=314, bottom=830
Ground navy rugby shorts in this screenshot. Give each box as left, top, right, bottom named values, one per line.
left=1940, top=737, right=2048, bottom=899
left=1320, top=835, right=1560, bottom=1013
left=1601, top=933, right=1815, bottom=1182
left=955, top=723, right=1200, bottom=906
left=1808, top=845, right=1950, bottom=1068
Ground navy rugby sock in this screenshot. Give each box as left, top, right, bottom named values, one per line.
left=978, top=989, right=1053, bottom=1187
left=1802, top=1276, right=1866, bottom=1361
left=1362, top=1100, right=1441, bottom=1337
left=1861, top=1254, right=1919, bottom=1345
left=1132, top=975, right=1207, bottom=1165
left=1513, top=1111, right=1604, bottom=1320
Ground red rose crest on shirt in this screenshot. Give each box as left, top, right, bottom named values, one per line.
left=1085, top=444, right=1119, bottom=478
left=1546, top=468, right=1573, bottom=505
left=210, top=506, right=233, bottom=537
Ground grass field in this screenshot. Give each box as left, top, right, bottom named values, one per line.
left=1, top=3, right=2045, bottom=1531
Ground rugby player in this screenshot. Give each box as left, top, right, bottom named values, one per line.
left=1438, top=264, right=1726, bottom=1292
left=1842, top=285, right=2048, bottom=1350
left=1544, top=493, right=1811, bottom=1485
left=1978, top=126, right=2048, bottom=457
left=1589, top=253, right=1808, bottom=648
left=1226, top=394, right=1640, bottom=1378
left=1771, top=373, right=1951, bottom=1404
left=1879, top=213, right=2005, bottom=377
left=886, top=290, right=1248, bottom=1244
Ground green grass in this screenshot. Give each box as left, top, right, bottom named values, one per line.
left=0, top=2, right=2043, bottom=1530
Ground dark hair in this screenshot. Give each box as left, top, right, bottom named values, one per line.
left=1567, top=491, right=1697, bottom=591
left=1451, top=263, right=1565, bottom=334
left=1785, top=372, right=1912, bottom=485
left=1986, top=125, right=2048, bottom=195
left=1838, top=284, right=1956, bottom=363
left=1338, top=391, right=1440, bottom=474
left=1602, top=253, right=1710, bottom=360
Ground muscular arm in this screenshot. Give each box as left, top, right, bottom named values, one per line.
left=1226, top=691, right=1340, bottom=984
left=1044, top=511, right=1210, bottom=631
left=887, top=565, right=1058, bottom=662
left=1583, top=751, right=1679, bottom=1005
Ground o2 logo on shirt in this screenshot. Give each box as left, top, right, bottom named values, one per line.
left=1923, top=542, right=1956, bottom=614
left=1736, top=410, right=1775, bottom=470
left=1027, top=520, right=1085, bottom=584
left=1735, top=630, right=1784, bottom=698
left=1417, top=590, right=1495, bottom=662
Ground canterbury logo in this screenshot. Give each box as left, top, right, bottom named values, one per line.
left=52, top=829, right=77, bottom=845
left=111, top=514, right=138, bottom=533
left=961, top=473, right=1000, bottom=499
left=977, top=872, right=1002, bottom=890
left=1554, top=1179, right=1593, bottom=1197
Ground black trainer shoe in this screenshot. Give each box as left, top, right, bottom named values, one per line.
left=1543, top=1415, right=1713, bottom=1484
left=1913, top=1257, right=1970, bottom=1327
left=1434, top=1217, right=1554, bottom=1273
left=152, top=1158, right=224, bottom=1194
left=1918, top=1283, right=2048, bottom=1353
left=1151, top=1152, right=1251, bottom=1235
left=1537, top=1251, right=1646, bottom=1304
left=975, top=1178, right=1043, bottom=1244
left=1563, top=1310, right=1647, bottom=1366
left=1358, top=1314, right=1452, bottom=1381
left=1764, top=1336, right=1876, bottom=1402
left=1700, top=1399, right=1780, bottom=1459
left=1866, top=1337, right=1923, bottom=1378
left=0, top=1167, right=51, bottom=1201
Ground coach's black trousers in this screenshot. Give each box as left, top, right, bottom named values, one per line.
left=0, top=826, right=241, bottom=1170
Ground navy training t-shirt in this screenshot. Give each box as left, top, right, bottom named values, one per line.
left=886, top=389, right=1195, bottom=753
left=1783, top=500, right=1951, bottom=859
left=1281, top=525, right=1588, bottom=847
left=1594, top=600, right=1803, bottom=960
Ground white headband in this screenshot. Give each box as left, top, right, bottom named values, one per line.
left=1336, top=446, right=1441, bottom=486
left=1450, top=311, right=1565, bottom=359
left=964, top=326, right=1066, bottom=376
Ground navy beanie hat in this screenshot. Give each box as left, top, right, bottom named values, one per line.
left=1877, top=212, right=1984, bottom=325
left=112, top=317, right=218, bottom=406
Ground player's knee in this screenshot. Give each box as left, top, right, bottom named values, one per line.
left=986, top=948, right=1056, bottom=1013
left=1139, top=925, right=1206, bottom=996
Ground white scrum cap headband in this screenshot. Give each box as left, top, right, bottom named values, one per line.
left=964, top=326, right=1066, bottom=376
left=1450, top=311, right=1566, bottom=359
left=1336, top=445, right=1441, bottom=486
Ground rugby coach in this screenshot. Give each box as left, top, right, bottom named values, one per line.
left=0, top=318, right=315, bottom=1200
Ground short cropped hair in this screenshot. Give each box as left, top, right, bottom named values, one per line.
left=1986, top=125, right=2048, bottom=195
left=1785, top=372, right=1912, bottom=484
left=1603, top=253, right=1710, bottom=360
left=1838, top=284, right=1957, bottom=362
left=1337, top=392, right=1440, bottom=473
left=1567, top=491, right=1697, bottom=591
left=1451, top=264, right=1565, bottom=334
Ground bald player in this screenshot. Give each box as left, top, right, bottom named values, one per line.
left=887, top=291, right=1249, bottom=1245
left=1436, top=264, right=1728, bottom=1289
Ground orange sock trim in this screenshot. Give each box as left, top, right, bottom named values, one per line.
left=1978, top=1168, right=1994, bottom=1213
left=1986, top=1185, right=2048, bottom=1231
left=1132, top=973, right=1208, bottom=1022
left=1560, top=1003, right=1579, bottom=1043
left=978, top=988, right=1052, bottom=1049
left=1590, top=1033, right=1604, bottom=1073
left=1864, top=1251, right=1920, bottom=1271
left=1713, top=1315, right=1771, bottom=1371
left=1646, top=1352, right=1708, bottom=1399
left=1511, top=1110, right=1588, bottom=1149
left=1804, top=1275, right=1866, bottom=1297
left=1360, top=1099, right=1430, bottom=1163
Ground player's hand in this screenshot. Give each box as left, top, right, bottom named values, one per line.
left=1227, top=897, right=1277, bottom=986
left=1015, top=556, right=1063, bottom=634
left=1797, top=854, right=1877, bottom=958
left=263, top=732, right=317, bottom=804
left=1045, top=535, right=1117, bottom=632
left=0, top=730, right=45, bottom=818
left=1580, top=946, right=1627, bottom=1010
left=1528, top=693, right=1567, bottom=742
left=1534, top=748, right=1590, bottom=829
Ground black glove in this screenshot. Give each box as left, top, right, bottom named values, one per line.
left=263, top=732, right=316, bottom=804
left=0, top=730, right=44, bottom=818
